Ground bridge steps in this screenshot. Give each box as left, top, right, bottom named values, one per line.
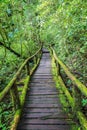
left=17, top=52, right=73, bottom=130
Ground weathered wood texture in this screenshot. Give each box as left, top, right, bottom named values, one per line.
left=17, top=52, right=73, bottom=130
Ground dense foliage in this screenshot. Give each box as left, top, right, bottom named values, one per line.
left=0, top=0, right=87, bottom=129
left=36, top=0, right=87, bottom=85
left=0, top=0, right=40, bottom=90
left=0, top=1, right=39, bottom=129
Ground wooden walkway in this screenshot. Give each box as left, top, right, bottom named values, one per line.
left=17, top=51, right=73, bottom=130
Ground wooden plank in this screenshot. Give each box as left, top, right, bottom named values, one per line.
left=30, top=81, right=55, bottom=84
left=27, top=93, right=58, bottom=96
left=29, top=83, right=55, bottom=86
left=28, top=92, right=58, bottom=96
left=25, top=101, right=61, bottom=106
left=19, top=119, right=73, bottom=125
left=25, top=98, right=60, bottom=102
left=29, top=88, right=57, bottom=91
left=25, top=101, right=60, bottom=105
left=34, top=74, right=53, bottom=76
left=22, top=113, right=69, bottom=119
left=29, top=89, right=57, bottom=92
left=23, top=108, right=64, bottom=113
left=31, top=77, right=53, bottom=79
left=27, top=94, right=58, bottom=98
left=34, top=70, right=51, bottom=72
left=25, top=103, right=62, bottom=108
left=17, top=124, right=72, bottom=130
left=29, top=87, right=56, bottom=90
left=28, top=100, right=58, bottom=104
left=30, top=89, right=59, bottom=92
left=26, top=96, right=59, bottom=101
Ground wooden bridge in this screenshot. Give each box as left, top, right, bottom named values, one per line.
left=0, top=47, right=87, bottom=130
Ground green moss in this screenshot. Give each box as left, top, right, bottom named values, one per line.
left=20, top=76, right=30, bottom=107
left=77, top=111, right=87, bottom=130
left=30, top=58, right=40, bottom=76
left=51, top=55, right=74, bottom=107
left=71, top=125, right=81, bottom=130
left=10, top=109, right=21, bottom=130
left=18, top=87, right=23, bottom=92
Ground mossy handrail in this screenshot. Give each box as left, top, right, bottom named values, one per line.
left=51, top=47, right=87, bottom=97
left=0, top=47, right=42, bottom=102
left=50, top=47, right=87, bottom=130
left=0, top=47, right=42, bottom=130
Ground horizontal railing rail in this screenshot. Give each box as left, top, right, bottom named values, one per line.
left=50, top=47, right=87, bottom=130
left=0, top=47, right=42, bottom=101
left=0, top=46, right=42, bottom=130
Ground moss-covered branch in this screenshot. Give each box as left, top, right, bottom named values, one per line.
left=0, top=41, right=21, bottom=57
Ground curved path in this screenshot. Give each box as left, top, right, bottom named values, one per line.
left=17, top=51, right=73, bottom=130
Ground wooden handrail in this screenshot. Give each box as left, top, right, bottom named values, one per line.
left=51, top=47, right=87, bottom=97
left=0, top=46, right=42, bottom=130
left=51, top=47, right=87, bottom=130
left=0, top=47, right=42, bottom=102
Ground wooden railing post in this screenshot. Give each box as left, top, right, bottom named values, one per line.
left=26, top=62, right=30, bottom=75
left=10, top=83, right=21, bottom=111
left=34, top=56, right=37, bottom=64
left=56, top=61, right=61, bottom=76
left=72, top=85, right=82, bottom=113
left=51, top=49, right=53, bottom=55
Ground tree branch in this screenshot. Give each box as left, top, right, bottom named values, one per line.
left=0, top=41, right=21, bottom=58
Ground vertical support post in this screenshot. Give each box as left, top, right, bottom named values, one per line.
left=34, top=56, right=37, bottom=64
left=51, top=49, right=53, bottom=55
left=56, top=61, right=61, bottom=76
left=36, top=55, right=38, bottom=63
left=71, top=85, right=75, bottom=114
left=72, top=84, right=82, bottom=118
left=10, top=83, right=21, bottom=111
left=26, top=62, right=30, bottom=75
